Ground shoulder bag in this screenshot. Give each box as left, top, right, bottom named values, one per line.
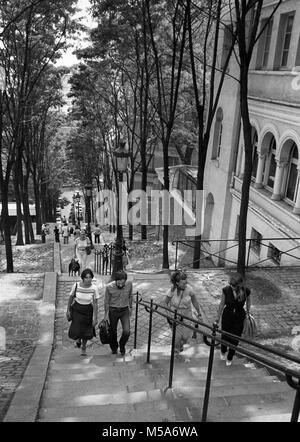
left=242, top=313, right=258, bottom=338
left=66, top=283, right=77, bottom=322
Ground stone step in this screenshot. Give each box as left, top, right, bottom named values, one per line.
left=185, top=391, right=295, bottom=422
left=40, top=387, right=164, bottom=408
left=172, top=381, right=290, bottom=399
left=38, top=400, right=176, bottom=422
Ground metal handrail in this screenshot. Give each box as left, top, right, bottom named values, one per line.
left=172, top=237, right=300, bottom=270
left=133, top=291, right=300, bottom=422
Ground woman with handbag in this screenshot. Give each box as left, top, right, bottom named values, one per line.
left=164, top=270, right=202, bottom=360
left=74, top=229, right=91, bottom=270
left=215, top=272, right=251, bottom=366
left=66, top=268, right=99, bottom=356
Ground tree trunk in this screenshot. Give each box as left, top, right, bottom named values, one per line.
left=237, top=70, right=253, bottom=277
left=1, top=186, right=14, bottom=272
left=13, top=160, right=24, bottom=246
left=33, top=176, right=42, bottom=234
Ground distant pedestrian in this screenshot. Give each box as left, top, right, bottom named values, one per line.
left=62, top=223, right=70, bottom=244
left=104, top=270, right=133, bottom=356
left=67, top=268, right=99, bottom=356
left=215, top=272, right=251, bottom=366
left=74, top=225, right=81, bottom=239
left=74, top=229, right=91, bottom=270
left=69, top=226, right=74, bottom=235
left=41, top=223, right=47, bottom=243
left=93, top=224, right=101, bottom=243
left=54, top=225, right=60, bottom=243
left=164, top=270, right=202, bottom=359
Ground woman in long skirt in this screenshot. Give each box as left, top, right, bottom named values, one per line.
left=67, top=268, right=99, bottom=355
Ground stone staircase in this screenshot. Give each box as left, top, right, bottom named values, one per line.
left=37, top=339, right=295, bottom=422
left=37, top=345, right=176, bottom=422
left=39, top=273, right=298, bottom=422
left=132, top=344, right=295, bottom=422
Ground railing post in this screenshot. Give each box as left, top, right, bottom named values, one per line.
left=168, top=310, right=177, bottom=389
left=246, top=239, right=251, bottom=269
left=146, top=298, right=153, bottom=363
left=201, top=322, right=218, bottom=422
left=175, top=242, right=178, bottom=270
left=133, top=292, right=139, bottom=350
left=290, top=380, right=300, bottom=422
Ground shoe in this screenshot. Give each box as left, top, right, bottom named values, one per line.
left=111, top=350, right=118, bottom=355
left=226, top=359, right=232, bottom=366
left=220, top=352, right=226, bottom=361
left=75, top=339, right=81, bottom=349
left=81, top=347, right=87, bottom=356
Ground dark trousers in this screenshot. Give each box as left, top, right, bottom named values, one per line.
left=94, top=234, right=100, bottom=243
left=221, top=309, right=245, bottom=361
left=109, top=307, right=130, bottom=352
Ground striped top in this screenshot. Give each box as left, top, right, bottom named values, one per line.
left=70, top=282, right=100, bottom=305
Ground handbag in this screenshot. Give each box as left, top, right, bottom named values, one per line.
left=66, top=283, right=77, bottom=322
left=243, top=313, right=258, bottom=338
left=98, top=319, right=111, bottom=344
left=86, top=245, right=92, bottom=255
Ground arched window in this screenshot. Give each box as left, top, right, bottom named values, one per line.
left=211, top=108, right=223, bottom=160
left=285, top=142, right=299, bottom=202
left=264, top=136, right=276, bottom=189
left=251, top=129, right=258, bottom=179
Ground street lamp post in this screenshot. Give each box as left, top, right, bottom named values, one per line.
left=73, top=191, right=81, bottom=228
left=112, top=141, right=129, bottom=279
left=85, top=184, right=93, bottom=244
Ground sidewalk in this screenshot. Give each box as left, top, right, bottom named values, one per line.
left=1, top=236, right=300, bottom=421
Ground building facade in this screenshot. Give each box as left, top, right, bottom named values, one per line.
left=204, top=0, right=300, bottom=267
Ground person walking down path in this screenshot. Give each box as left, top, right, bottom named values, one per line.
left=164, top=270, right=202, bottom=359
left=54, top=225, right=60, bottom=243
left=41, top=223, right=49, bottom=243
left=104, top=270, right=133, bottom=356
left=74, top=229, right=91, bottom=271
left=62, top=223, right=70, bottom=244
left=66, top=268, right=99, bottom=356
left=215, top=272, right=251, bottom=366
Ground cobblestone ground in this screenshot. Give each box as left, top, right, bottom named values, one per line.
left=0, top=271, right=46, bottom=422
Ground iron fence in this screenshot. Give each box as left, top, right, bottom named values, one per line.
left=172, top=237, right=300, bottom=270
left=133, top=291, right=300, bottom=422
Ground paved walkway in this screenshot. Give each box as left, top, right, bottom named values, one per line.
left=1, top=238, right=300, bottom=421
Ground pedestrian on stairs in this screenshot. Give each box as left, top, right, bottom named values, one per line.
left=164, top=270, right=202, bottom=359
left=67, top=268, right=99, bottom=356
left=214, top=272, right=251, bottom=366
left=104, top=270, right=133, bottom=356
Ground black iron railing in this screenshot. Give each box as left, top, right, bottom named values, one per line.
left=94, top=244, right=114, bottom=275
left=172, top=237, right=300, bottom=270
left=133, top=291, right=300, bottom=422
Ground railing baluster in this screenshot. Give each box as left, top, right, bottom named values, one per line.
left=146, top=298, right=153, bottom=363
left=291, top=383, right=300, bottom=423
left=168, top=310, right=177, bottom=389
left=201, top=322, right=218, bottom=422
left=134, top=292, right=139, bottom=350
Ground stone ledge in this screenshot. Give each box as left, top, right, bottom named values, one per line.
left=3, top=272, right=57, bottom=422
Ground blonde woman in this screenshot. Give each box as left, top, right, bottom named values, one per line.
left=74, top=229, right=91, bottom=270
left=164, top=270, right=202, bottom=358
